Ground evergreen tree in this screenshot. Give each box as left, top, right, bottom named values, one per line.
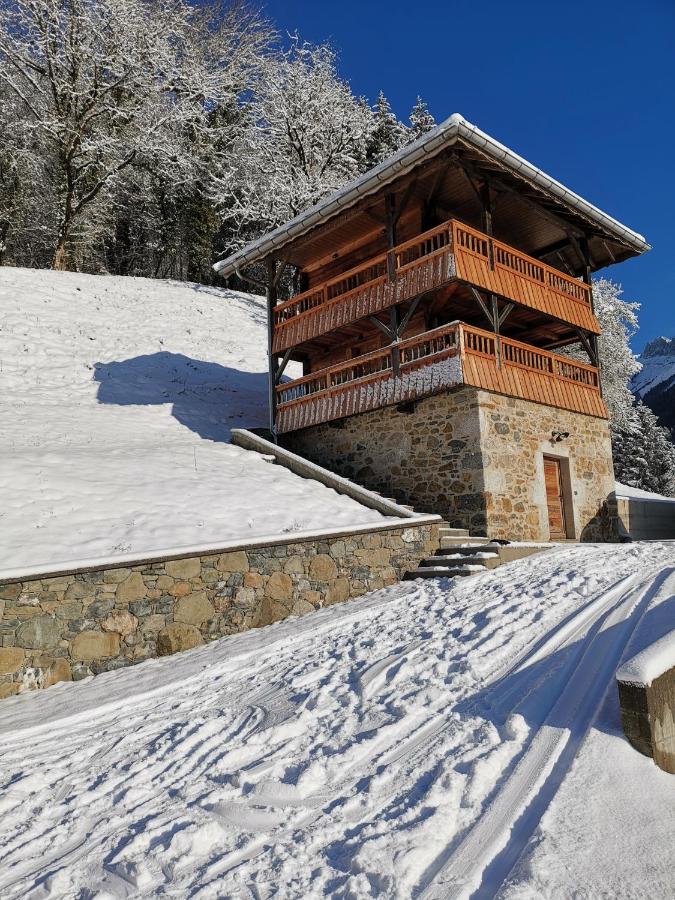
left=613, top=401, right=675, bottom=496
left=365, top=91, right=408, bottom=167
left=408, top=96, right=436, bottom=142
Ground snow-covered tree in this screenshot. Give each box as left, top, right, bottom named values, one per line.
left=213, top=39, right=373, bottom=245
left=365, top=90, right=408, bottom=167
left=0, top=0, right=271, bottom=269
left=582, top=278, right=675, bottom=495
left=592, top=278, right=641, bottom=427
left=407, top=96, right=436, bottom=142
left=613, top=400, right=675, bottom=496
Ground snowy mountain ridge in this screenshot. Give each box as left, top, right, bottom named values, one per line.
left=631, top=334, right=675, bottom=433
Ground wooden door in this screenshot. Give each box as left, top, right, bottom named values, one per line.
left=544, top=457, right=567, bottom=540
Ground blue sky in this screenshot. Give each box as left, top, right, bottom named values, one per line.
left=262, top=0, right=674, bottom=354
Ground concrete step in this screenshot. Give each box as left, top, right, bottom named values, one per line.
left=406, top=566, right=481, bottom=579
left=422, top=554, right=497, bottom=567
left=438, top=527, right=470, bottom=537
left=439, top=536, right=494, bottom=549
left=434, top=544, right=501, bottom=556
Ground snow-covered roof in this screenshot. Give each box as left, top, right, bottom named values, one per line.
left=213, top=113, right=650, bottom=277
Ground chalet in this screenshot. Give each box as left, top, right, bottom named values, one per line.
left=214, top=114, right=649, bottom=543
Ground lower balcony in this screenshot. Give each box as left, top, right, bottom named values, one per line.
left=274, top=323, right=606, bottom=433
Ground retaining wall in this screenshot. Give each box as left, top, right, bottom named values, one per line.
left=0, top=518, right=440, bottom=699
left=616, top=496, right=675, bottom=541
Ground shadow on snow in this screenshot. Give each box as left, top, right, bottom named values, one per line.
left=93, top=352, right=269, bottom=442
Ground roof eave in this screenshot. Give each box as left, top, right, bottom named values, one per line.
left=213, top=113, right=650, bottom=278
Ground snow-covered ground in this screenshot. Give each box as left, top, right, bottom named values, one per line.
left=1, top=542, right=674, bottom=898
left=0, top=267, right=386, bottom=571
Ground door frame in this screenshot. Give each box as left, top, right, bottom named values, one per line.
left=542, top=453, right=575, bottom=540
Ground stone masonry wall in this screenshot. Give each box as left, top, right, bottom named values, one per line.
left=477, top=391, right=617, bottom=541
left=284, top=389, right=487, bottom=531
left=283, top=386, right=617, bottom=542
left=0, top=521, right=439, bottom=699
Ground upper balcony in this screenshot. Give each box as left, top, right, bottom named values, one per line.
left=275, top=321, right=606, bottom=433
left=271, top=219, right=600, bottom=355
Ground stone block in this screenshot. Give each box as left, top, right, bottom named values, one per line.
left=166, top=557, right=201, bottom=580
left=0, top=583, right=22, bottom=602
left=325, top=578, right=350, bottom=606
left=157, top=623, right=203, bottom=656
left=266, top=571, right=293, bottom=602
left=0, top=683, right=20, bottom=699
left=86, top=599, right=115, bottom=618
left=128, top=600, right=153, bottom=617
left=216, top=551, right=249, bottom=574
left=169, top=581, right=192, bottom=598
left=283, top=556, right=305, bottom=575
left=116, top=572, right=147, bottom=603
left=174, top=592, right=214, bottom=626
left=253, top=596, right=289, bottom=628
left=64, top=581, right=90, bottom=601
left=309, top=554, right=338, bottom=582
left=243, top=572, right=263, bottom=589
left=103, top=568, right=132, bottom=583
left=0, top=647, right=25, bottom=674
left=156, top=575, right=174, bottom=591
left=44, top=658, right=72, bottom=687
left=140, top=614, right=166, bottom=635
left=290, top=599, right=315, bottom=617
left=101, top=610, right=138, bottom=636
left=70, top=631, right=120, bottom=661
left=16, top=616, right=61, bottom=650
left=55, top=602, right=83, bottom=620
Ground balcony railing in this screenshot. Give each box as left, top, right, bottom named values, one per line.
left=271, top=219, right=598, bottom=354
left=275, top=322, right=606, bottom=433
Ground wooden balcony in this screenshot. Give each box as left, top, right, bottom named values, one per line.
left=275, top=322, right=606, bottom=433
left=271, top=220, right=599, bottom=354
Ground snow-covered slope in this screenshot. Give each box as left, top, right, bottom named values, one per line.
left=0, top=267, right=385, bottom=570
left=0, top=543, right=674, bottom=898
left=632, top=335, right=675, bottom=432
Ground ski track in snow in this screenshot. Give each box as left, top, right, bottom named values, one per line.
left=0, top=542, right=674, bottom=899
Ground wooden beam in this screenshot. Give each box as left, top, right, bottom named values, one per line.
left=498, top=302, right=515, bottom=328
left=470, top=286, right=495, bottom=328
left=398, top=294, right=424, bottom=336
left=266, top=257, right=279, bottom=440
left=393, top=179, right=418, bottom=226
left=368, top=316, right=395, bottom=341
left=274, top=348, right=293, bottom=385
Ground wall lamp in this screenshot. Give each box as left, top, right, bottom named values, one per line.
left=551, top=430, right=570, bottom=443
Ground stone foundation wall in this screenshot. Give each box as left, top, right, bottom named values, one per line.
left=284, top=389, right=486, bottom=528
left=283, top=387, right=617, bottom=542
left=0, top=520, right=440, bottom=699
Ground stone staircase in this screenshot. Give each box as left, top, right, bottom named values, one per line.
left=405, top=525, right=504, bottom=579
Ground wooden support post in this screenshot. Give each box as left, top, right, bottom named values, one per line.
left=390, top=305, right=401, bottom=375
left=578, top=235, right=595, bottom=314
left=480, top=179, right=495, bottom=270
left=385, top=193, right=397, bottom=283
left=491, top=294, right=502, bottom=369
left=266, top=257, right=278, bottom=441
